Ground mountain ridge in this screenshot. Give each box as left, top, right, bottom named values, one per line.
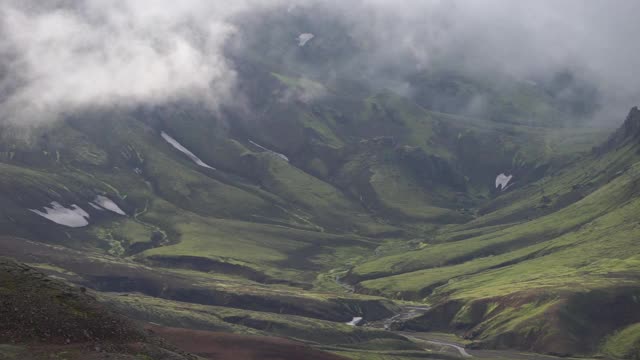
left=0, top=57, right=635, bottom=359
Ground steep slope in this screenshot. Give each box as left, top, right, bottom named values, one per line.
left=0, top=257, right=367, bottom=360
left=2, top=3, right=635, bottom=359
left=0, top=257, right=194, bottom=359
left=0, top=60, right=604, bottom=287
left=0, top=32, right=626, bottom=359
left=350, top=107, right=640, bottom=355
left=602, top=323, right=640, bottom=360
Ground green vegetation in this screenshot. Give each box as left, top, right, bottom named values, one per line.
left=104, top=293, right=403, bottom=346
left=603, top=323, right=640, bottom=359
left=0, top=55, right=636, bottom=359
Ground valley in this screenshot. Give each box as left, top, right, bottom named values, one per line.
left=1, top=2, right=640, bottom=359
left=0, top=97, right=636, bottom=359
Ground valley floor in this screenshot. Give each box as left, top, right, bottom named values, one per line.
left=2, top=95, right=639, bottom=359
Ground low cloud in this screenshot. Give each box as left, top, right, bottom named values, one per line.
left=0, top=0, right=638, bottom=130
left=0, top=0, right=274, bottom=127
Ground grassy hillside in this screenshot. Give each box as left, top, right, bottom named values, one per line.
left=603, top=323, right=640, bottom=359
left=0, top=50, right=633, bottom=360
left=348, top=108, right=640, bottom=355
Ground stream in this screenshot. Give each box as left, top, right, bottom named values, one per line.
left=364, top=305, right=473, bottom=357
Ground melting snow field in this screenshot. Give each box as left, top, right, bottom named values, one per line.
left=249, top=140, right=290, bottom=162
left=495, top=173, right=513, bottom=191
left=92, top=195, right=126, bottom=215
left=346, top=317, right=363, bottom=326
left=30, top=202, right=90, bottom=228
left=297, top=33, right=315, bottom=47
left=161, top=131, right=216, bottom=170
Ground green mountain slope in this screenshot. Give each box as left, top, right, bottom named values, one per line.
left=0, top=48, right=632, bottom=359
left=350, top=107, right=640, bottom=355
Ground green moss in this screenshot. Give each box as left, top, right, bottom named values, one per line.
left=369, top=164, right=462, bottom=222
left=0, top=65, right=636, bottom=359
left=354, top=160, right=640, bottom=285
left=104, top=293, right=401, bottom=347
left=451, top=304, right=474, bottom=327
left=602, top=323, right=640, bottom=359
left=139, top=199, right=379, bottom=283
left=480, top=300, right=558, bottom=339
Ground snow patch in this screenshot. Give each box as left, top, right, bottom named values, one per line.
left=30, top=202, right=90, bottom=228
left=161, top=131, right=215, bottom=170
left=297, top=33, right=314, bottom=47
left=346, top=317, right=363, bottom=326
left=249, top=140, right=289, bottom=162
left=89, top=202, right=104, bottom=210
left=495, top=173, right=513, bottom=191
left=93, top=195, right=126, bottom=216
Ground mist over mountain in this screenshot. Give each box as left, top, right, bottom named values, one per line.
left=1, top=2, right=640, bottom=360
left=1, top=0, right=639, bottom=131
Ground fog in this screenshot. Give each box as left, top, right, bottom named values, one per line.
left=1, top=0, right=638, bottom=129
left=0, top=0, right=280, bottom=128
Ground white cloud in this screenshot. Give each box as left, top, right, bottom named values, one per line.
left=0, top=0, right=638, bottom=129
left=0, top=0, right=269, bottom=126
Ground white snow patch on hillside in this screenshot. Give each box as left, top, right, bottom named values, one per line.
left=297, top=33, right=315, bottom=47
left=495, top=173, right=513, bottom=191
left=89, top=202, right=104, bottom=210
left=30, top=202, right=90, bottom=228
left=93, top=195, right=126, bottom=215
left=161, top=131, right=216, bottom=170
left=249, top=140, right=289, bottom=162
left=346, top=317, right=363, bottom=326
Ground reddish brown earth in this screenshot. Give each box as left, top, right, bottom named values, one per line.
left=0, top=257, right=350, bottom=360
left=146, top=324, right=349, bottom=360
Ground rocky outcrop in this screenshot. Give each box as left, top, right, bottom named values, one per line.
left=597, top=106, right=640, bottom=153
left=403, top=287, right=640, bottom=357
left=622, top=106, right=640, bottom=139
left=0, top=257, right=198, bottom=359
left=0, top=258, right=146, bottom=345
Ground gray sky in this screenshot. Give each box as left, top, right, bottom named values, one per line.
left=0, top=0, right=638, bottom=128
